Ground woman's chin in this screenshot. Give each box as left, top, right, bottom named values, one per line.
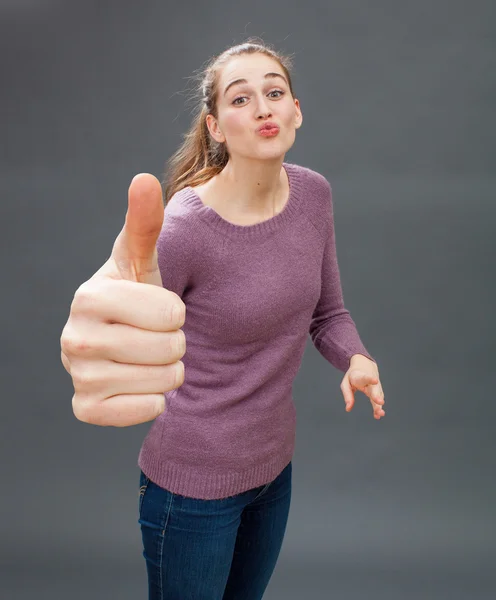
left=245, top=141, right=293, bottom=160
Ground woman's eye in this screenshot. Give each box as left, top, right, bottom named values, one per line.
left=232, top=90, right=284, bottom=105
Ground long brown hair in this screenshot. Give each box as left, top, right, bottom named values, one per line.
left=162, top=37, right=296, bottom=204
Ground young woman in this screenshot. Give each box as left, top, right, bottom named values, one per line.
left=61, top=38, right=385, bottom=600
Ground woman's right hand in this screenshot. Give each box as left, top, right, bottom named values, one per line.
left=60, top=174, right=186, bottom=427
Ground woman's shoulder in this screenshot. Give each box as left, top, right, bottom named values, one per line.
left=285, top=161, right=331, bottom=191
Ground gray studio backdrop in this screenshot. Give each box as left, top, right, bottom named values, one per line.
left=1, top=1, right=495, bottom=599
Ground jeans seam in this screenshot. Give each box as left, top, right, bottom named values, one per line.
left=159, top=491, right=174, bottom=600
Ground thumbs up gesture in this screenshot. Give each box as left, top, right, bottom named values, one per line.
left=60, top=174, right=186, bottom=427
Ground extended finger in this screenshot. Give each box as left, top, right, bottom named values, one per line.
left=368, top=383, right=385, bottom=405
left=370, top=391, right=386, bottom=418
left=372, top=399, right=386, bottom=414
left=109, top=173, right=164, bottom=286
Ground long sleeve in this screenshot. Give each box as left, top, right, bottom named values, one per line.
left=308, top=180, right=376, bottom=373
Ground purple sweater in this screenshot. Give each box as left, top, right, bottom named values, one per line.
left=138, top=161, right=375, bottom=499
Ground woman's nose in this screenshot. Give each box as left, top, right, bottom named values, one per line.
left=255, top=96, right=272, bottom=118
left=257, top=108, right=272, bottom=119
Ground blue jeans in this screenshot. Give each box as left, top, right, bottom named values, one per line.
left=138, top=461, right=292, bottom=599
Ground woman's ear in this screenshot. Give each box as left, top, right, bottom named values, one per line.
left=294, top=98, right=303, bottom=129
left=206, top=114, right=225, bottom=143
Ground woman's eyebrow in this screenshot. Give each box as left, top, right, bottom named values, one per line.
left=223, top=72, right=288, bottom=97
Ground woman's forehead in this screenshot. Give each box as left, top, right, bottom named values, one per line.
left=220, top=54, right=282, bottom=84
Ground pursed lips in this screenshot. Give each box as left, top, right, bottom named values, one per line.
left=257, top=122, right=279, bottom=132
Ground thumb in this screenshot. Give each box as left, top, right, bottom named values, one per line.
left=110, top=173, right=164, bottom=286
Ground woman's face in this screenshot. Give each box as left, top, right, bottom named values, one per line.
left=206, top=53, right=302, bottom=161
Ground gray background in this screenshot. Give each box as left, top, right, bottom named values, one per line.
left=1, top=0, right=495, bottom=598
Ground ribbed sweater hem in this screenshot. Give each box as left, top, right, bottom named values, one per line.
left=137, top=444, right=294, bottom=500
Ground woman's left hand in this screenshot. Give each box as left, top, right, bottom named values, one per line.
left=341, top=354, right=385, bottom=420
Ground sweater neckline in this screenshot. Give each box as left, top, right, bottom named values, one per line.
left=180, top=162, right=302, bottom=237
